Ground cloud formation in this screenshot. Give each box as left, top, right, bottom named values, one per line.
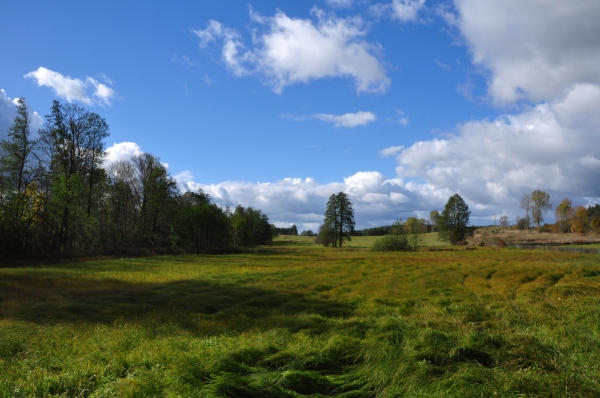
left=0, top=89, right=44, bottom=140
left=370, top=0, right=426, bottom=22
left=175, top=169, right=446, bottom=230
left=25, top=67, right=117, bottom=106
left=326, top=0, right=354, bottom=8
left=389, top=84, right=600, bottom=212
left=194, top=9, right=390, bottom=94
left=105, top=142, right=143, bottom=164
left=312, top=111, right=376, bottom=127
left=452, top=0, right=600, bottom=105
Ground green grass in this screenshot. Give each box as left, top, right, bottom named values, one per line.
left=2, top=242, right=600, bottom=396
left=279, top=233, right=449, bottom=248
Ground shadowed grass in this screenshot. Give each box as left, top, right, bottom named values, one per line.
left=1, top=244, right=600, bottom=396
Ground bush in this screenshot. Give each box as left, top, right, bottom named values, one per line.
left=371, top=235, right=412, bottom=252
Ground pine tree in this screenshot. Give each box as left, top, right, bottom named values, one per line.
left=324, top=192, right=355, bottom=247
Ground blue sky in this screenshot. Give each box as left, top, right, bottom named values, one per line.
left=2, top=0, right=600, bottom=230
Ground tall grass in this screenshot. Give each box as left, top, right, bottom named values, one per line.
left=1, top=242, right=600, bottom=396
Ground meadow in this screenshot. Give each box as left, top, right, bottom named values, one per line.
left=1, top=237, right=600, bottom=397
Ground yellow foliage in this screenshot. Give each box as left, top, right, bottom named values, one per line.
left=570, top=206, right=589, bottom=235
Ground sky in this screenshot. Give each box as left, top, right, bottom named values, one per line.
left=1, top=0, right=600, bottom=231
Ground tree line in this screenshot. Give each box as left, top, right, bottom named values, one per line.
left=315, top=192, right=473, bottom=250
left=491, top=190, right=600, bottom=235
left=0, top=99, right=274, bottom=260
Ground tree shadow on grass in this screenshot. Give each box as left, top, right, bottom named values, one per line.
left=0, top=274, right=354, bottom=334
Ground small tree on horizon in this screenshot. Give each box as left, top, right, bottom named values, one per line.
left=531, top=190, right=552, bottom=228
left=324, top=192, right=355, bottom=247
left=438, top=194, right=472, bottom=244
left=405, top=217, right=425, bottom=250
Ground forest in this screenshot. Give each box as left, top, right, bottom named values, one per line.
left=0, top=99, right=274, bottom=260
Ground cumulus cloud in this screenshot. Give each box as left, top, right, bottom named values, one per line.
left=370, top=0, right=426, bottom=22
left=25, top=67, right=117, bottom=106
left=313, top=111, right=376, bottom=127
left=193, top=9, right=390, bottom=94
left=174, top=169, right=445, bottom=230
left=0, top=89, right=44, bottom=140
left=392, top=84, right=600, bottom=215
left=452, top=0, right=600, bottom=105
left=105, top=142, right=143, bottom=164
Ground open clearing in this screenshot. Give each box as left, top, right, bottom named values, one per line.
left=2, top=238, right=600, bottom=396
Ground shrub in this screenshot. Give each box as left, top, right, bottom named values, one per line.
left=371, top=235, right=412, bottom=252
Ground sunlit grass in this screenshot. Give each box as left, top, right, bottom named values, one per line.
left=278, top=233, right=449, bottom=248
left=1, top=243, right=600, bottom=396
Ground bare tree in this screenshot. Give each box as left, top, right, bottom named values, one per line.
left=519, top=194, right=532, bottom=231
left=499, top=215, right=510, bottom=227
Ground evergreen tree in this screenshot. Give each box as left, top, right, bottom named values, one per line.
left=438, top=194, right=472, bottom=244
left=324, top=192, right=355, bottom=247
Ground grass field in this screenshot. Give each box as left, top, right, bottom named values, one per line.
left=2, top=240, right=600, bottom=397
left=278, top=233, right=449, bottom=248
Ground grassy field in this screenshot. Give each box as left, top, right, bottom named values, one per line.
left=279, top=233, right=449, bottom=248
left=2, top=241, right=600, bottom=397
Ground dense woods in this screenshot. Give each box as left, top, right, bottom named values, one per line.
left=0, top=100, right=273, bottom=260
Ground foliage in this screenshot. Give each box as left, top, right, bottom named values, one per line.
left=438, top=194, right=472, bottom=244
left=274, top=225, right=298, bottom=236
left=570, top=206, right=589, bottom=235
left=372, top=219, right=412, bottom=251
left=531, top=189, right=552, bottom=228
left=515, top=216, right=529, bottom=232
left=404, top=217, right=425, bottom=250
left=355, top=225, right=393, bottom=236
left=555, top=198, right=574, bottom=233
left=323, top=192, right=355, bottom=247
left=170, top=191, right=231, bottom=253
left=0, top=98, right=39, bottom=256
left=0, top=100, right=275, bottom=260
left=230, top=205, right=273, bottom=247
left=315, top=223, right=335, bottom=247
left=429, top=210, right=440, bottom=231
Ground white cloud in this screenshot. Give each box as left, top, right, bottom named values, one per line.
left=393, top=84, right=600, bottom=212
left=379, top=145, right=403, bottom=157
left=452, top=0, right=600, bottom=105
left=25, top=67, right=117, bottom=106
left=370, top=0, right=426, bottom=22
left=312, top=111, right=376, bottom=127
left=194, top=9, right=390, bottom=94
left=105, top=142, right=143, bottom=165
left=435, top=59, right=451, bottom=71
left=390, top=0, right=426, bottom=22
left=326, top=0, right=354, bottom=8
left=174, top=169, right=441, bottom=230
left=0, top=89, right=43, bottom=140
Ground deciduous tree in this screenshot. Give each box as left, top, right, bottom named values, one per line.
left=405, top=217, right=425, bottom=250
left=570, top=206, right=589, bottom=235
left=531, top=190, right=552, bottom=228
left=519, top=194, right=532, bottom=231
left=554, top=198, right=574, bottom=233
left=429, top=210, right=440, bottom=232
